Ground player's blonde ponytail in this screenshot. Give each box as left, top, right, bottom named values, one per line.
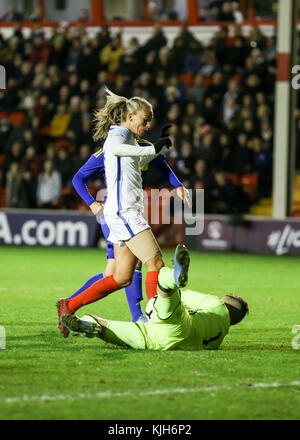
left=93, top=87, right=153, bottom=140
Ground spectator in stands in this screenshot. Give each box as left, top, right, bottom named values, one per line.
left=6, top=162, right=23, bottom=207
left=76, top=116, right=96, bottom=149
left=146, top=2, right=159, bottom=21
left=54, top=147, right=73, bottom=186
left=29, top=34, right=50, bottom=66
left=182, top=102, right=198, bottom=127
left=73, top=144, right=91, bottom=172
left=160, top=0, right=178, bottom=20
left=1, top=77, right=20, bottom=110
left=34, top=94, right=53, bottom=131
left=65, top=39, right=82, bottom=72
left=243, top=118, right=259, bottom=139
left=223, top=96, right=238, bottom=124
left=260, top=120, right=273, bottom=144
left=218, top=2, right=234, bottom=22
left=96, top=26, right=112, bottom=52
left=168, top=39, right=186, bottom=74
left=77, top=9, right=90, bottom=22
left=49, top=37, right=68, bottom=70
left=233, top=132, right=253, bottom=175
left=176, top=140, right=195, bottom=179
left=42, top=144, right=57, bottom=163
left=49, top=103, right=71, bottom=138
left=213, top=26, right=229, bottom=66
left=216, top=133, right=233, bottom=172
left=100, top=35, right=125, bottom=73
left=5, top=141, right=23, bottom=166
left=252, top=137, right=272, bottom=197
left=27, top=6, right=42, bottom=22
left=36, top=159, right=62, bottom=209
left=190, top=159, right=213, bottom=192
left=185, top=73, right=206, bottom=106
left=232, top=2, right=244, bottom=23
left=77, top=44, right=99, bottom=81
left=0, top=6, right=23, bottom=22
left=226, top=36, right=249, bottom=71
left=202, top=96, right=220, bottom=127
left=209, top=171, right=238, bottom=214
left=205, top=71, right=226, bottom=106
left=197, top=131, right=219, bottom=168
left=248, top=26, right=267, bottom=50
left=141, top=25, right=167, bottom=56
left=21, top=145, right=40, bottom=179
left=0, top=119, right=13, bottom=154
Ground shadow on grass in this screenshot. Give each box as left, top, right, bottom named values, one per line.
left=6, top=332, right=295, bottom=355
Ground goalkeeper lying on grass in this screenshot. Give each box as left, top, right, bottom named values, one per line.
left=61, top=245, right=249, bottom=351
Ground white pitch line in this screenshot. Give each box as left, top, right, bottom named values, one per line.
left=1, top=381, right=300, bottom=405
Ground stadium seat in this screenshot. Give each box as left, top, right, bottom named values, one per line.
left=226, top=173, right=240, bottom=185
left=241, top=174, right=258, bottom=199
left=0, top=187, right=7, bottom=208
left=180, top=73, right=194, bottom=88
left=61, top=185, right=73, bottom=196
left=55, top=140, right=76, bottom=152
left=9, top=112, right=24, bottom=127
left=77, top=202, right=90, bottom=211
left=241, top=174, right=258, bottom=186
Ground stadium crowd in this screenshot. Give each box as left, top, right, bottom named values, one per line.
left=0, top=20, right=277, bottom=214
left=0, top=1, right=245, bottom=24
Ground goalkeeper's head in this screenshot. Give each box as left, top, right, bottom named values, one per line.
left=222, top=294, right=249, bottom=326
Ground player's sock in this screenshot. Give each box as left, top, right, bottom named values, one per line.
left=145, top=271, right=159, bottom=300
left=68, top=273, right=104, bottom=299
left=67, top=275, right=120, bottom=313
left=158, top=267, right=177, bottom=292
left=125, top=267, right=143, bottom=321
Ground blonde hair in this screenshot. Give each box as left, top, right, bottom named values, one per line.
left=93, top=87, right=153, bottom=140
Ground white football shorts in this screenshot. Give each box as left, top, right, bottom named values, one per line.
left=104, top=209, right=150, bottom=246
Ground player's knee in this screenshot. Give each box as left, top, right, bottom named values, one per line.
left=113, top=273, right=133, bottom=288
left=145, top=254, right=165, bottom=271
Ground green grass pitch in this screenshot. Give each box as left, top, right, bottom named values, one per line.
left=1, top=245, right=300, bottom=420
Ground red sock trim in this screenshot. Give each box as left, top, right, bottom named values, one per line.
left=68, top=275, right=120, bottom=313
left=145, top=271, right=159, bottom=300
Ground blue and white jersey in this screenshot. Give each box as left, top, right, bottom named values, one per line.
left=103, top=125, right=156, bottom=216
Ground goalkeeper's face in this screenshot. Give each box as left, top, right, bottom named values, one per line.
left=127, top=108, right=153, bottom=137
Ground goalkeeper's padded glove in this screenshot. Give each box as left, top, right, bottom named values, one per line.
left=160, top=123, right=172, bottom=138
left=154, top=136, right=172, bottom=154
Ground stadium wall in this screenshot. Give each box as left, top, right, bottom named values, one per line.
left=0, top=209, right=99, bottom=247
left=184, top=215, right=300, bottom=256
left=1, top=209, right=300, bottom=256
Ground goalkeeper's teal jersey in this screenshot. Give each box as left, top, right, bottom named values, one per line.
left=137, top=290, right=230, bottom=351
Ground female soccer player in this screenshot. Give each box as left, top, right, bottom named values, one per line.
left=68, top=130, right=190, bottom=325
left=57, top=88, right=186, bottom=336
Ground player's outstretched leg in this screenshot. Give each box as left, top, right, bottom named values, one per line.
left=173, top=244, right=190, bottom=288
left=61, top=314, right=102, bottom=337
left=157, top=245, right=190, bottom=294
left=56, top=298, right=72, bottom=338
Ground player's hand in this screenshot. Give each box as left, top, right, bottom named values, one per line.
left=89, top=201, right=104, bottom=216
left=176, top=186, right=192, bottom=208
left=154, top=137, right=172, bottom=154
left=160, top=124, right=172, bottom=138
